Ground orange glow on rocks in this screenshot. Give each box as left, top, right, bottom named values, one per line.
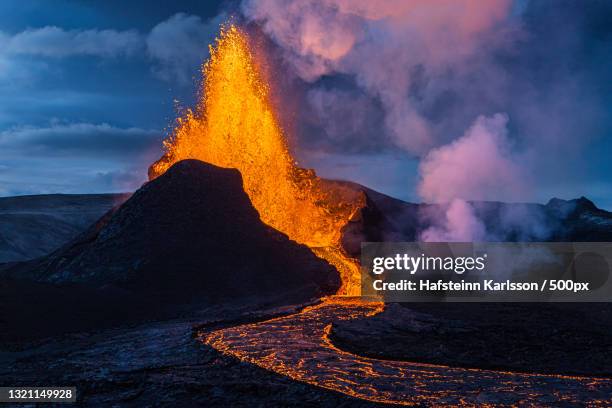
left=149, top=25, right=364, bottom=295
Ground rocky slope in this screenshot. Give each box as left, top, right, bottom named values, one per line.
left=0, top=193, right=126, bottom=263
left=1, top=160, right=339, bottom=343
left=3, top=160, right=339, bottom=299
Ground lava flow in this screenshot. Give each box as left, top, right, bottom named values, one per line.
left=149, top=25, right=364, bottom=295
left=202, top=297, right=612, bottom=406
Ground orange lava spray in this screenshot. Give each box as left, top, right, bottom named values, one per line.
left=149, top=24, right=364, bottom=295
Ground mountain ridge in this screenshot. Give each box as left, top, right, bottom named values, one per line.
left=1, top=174, right=611, bottom=265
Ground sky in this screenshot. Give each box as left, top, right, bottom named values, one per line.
left=0, top=0, right=611, bottom=209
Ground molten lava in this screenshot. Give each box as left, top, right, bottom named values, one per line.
left=149, top=25, right=364, bottom=295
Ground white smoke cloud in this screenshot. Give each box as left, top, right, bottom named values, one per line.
left=239, top=0, right=542, bottom=242
left=241, top=0, right=512, bottom=155
left=418, top=113, right=527, bottom=203
left=420, top=199, right=486, bottom=242
left=417, top=114, right=532, bottom=241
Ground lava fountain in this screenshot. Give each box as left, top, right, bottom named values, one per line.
left=149, top=25, right=364, bottom=295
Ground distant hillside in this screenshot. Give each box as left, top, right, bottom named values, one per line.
left=342, top=184, right=612, bottom=253
left=0, top=193, right=128, bottom=263
left=2, top=182, right=611, bottom=265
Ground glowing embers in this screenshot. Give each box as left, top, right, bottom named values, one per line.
left=149, top=25, right=364, bottom=295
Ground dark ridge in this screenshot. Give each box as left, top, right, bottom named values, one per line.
left=546, top=196, right=599, bottom=215
left=1, top=160, right=339, bottom=342
left=0, top=193, right=127, bottom=263
left=0, top=193, right=129, bottom=210
left=348, top=191, right=612, bottom=246
left=6, top=159, right=339, bottom=299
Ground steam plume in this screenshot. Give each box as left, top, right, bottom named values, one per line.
left=418, top=114, right=526, bottom=204
left=241, top=0, right=511, bottom=155
left=237, top=0, right=611, bottom=237
left=418, top=114, right=528, bottom=241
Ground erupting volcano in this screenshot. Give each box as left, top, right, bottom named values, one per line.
left=149, top=25, right=365, bottom=295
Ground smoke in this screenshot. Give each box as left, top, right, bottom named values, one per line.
left=304, top=86, right=385, bottom=152
left=418, top=113, right=527, bottom=203
left=417, top=113, right=528, bottom=241
left=420, top=199, right=486, bottom=242
left=237, top=0, right=524, bottom=242
left=241, top=0, right=512, bottom=155
left=237, top=0, right=612, bottom=239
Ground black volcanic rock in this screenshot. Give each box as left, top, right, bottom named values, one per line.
left=332, top=302, right=612, bottom=377
left=5, top=160, right=339, bottom=302
left=546, top=196, right=598, bottom=214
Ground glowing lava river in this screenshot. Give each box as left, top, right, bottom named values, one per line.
left=201, top=297, right=612, bottom=406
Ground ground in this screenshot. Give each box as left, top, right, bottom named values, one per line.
left=0, top=302, right=379, bottom=407
left=333, top=302, right=612, bottom=377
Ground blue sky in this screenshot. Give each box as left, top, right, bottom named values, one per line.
left=0, top=0, right=225, bottom=196
left=0, top=0, right=611, bottom=209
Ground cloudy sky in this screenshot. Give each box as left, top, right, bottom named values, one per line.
left=0, top=0, right=225, bottom=196
left=0, top=0, right=611, bottom=209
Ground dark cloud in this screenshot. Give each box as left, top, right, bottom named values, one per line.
left=92, top=168, right=147, bottom=192
left=0, top=122, right=161, bottom=196
left=0, top=122, right=162, bottom=157
left=68, top=0, right=228, bottom=30
left=299, top=82, right=386, bottom=154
